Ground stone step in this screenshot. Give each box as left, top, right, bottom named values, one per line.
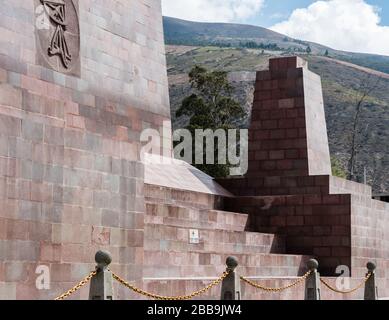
left=143, top=251, right=311, bottom=278
left=145, top=184, right=224, bottom=210
left=145, top=202, right=249, bottom=232
left=144, top=224, right=285, bottom=254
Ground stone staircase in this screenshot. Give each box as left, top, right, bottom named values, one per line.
left=141, top=184, right=373, bottom=300
left=143, top=184, right=311, bottom=285
left=140, top=185, right=373, bottom=300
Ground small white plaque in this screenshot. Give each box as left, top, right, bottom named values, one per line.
left=189, top=229, right=200, bottom=244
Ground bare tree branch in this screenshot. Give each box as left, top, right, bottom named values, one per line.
left=347, top=74, right=382, bottom=181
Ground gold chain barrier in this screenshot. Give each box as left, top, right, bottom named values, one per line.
left=320, top=272, right=372, bottom=294
left=240, top=270, right=312, bottom=292
left=52, top=253, right=378, bottom=300
left=111, top=270, right=230, bottom=300
left=55, top=271, right=97, bottom=300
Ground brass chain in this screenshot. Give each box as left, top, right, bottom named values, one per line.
left=240, top=270, right=312, bottom=292
left=53, top=267, right=371, bottom=299
left=54, top=271, right=97, bottom=300
left=111, top=270, right=230, bottom=300
left=320, top=272, right=372, bottom=294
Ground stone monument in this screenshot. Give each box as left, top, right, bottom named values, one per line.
left=219, top=56, right=389, bottom=283
left=0, top=0, right=170, bottom=299
left=1, top=1, right=389, bottom=301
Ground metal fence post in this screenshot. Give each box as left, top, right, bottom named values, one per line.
left=89, top=250, right=114, bottom=300
left=305, top=259, right=321, bottom=300
left=221, top=256, right=241, bottom=300
left=364, top=262, right=378, bottom=300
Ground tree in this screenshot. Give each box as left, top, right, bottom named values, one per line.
left=176, top=66, right=245, bottom=177
left=367, top=154, right=385, bottom=192
left=306, top=46, right=312, bottom=54
left=347, top=74, right=382, bottom=181
left=331, top=156, right=347, bottom=178
left=325, top=49, right=329, bottom=56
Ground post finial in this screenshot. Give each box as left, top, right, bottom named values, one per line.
left=90, top=250, right=114, bottom=300
left=95, top=250, right=112, bottom=270
left=221, top=256, right=241, bottom=300
left=367, top=261, right=376, bottom=272
left=226, top=256, right=239, bottom=271
left=305, top=259, right=321, bottom=300
left=307, top=259, right=319, bottom=271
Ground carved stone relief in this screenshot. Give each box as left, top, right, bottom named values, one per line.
left=35, top=0, right=80, bottom=76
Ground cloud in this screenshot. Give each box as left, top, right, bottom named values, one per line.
left=161, top=0, right=265, bottom=23
left=271, top=0, right=389, bottom=56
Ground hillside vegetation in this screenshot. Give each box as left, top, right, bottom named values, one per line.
left=164, top=17, right=389, bottom=194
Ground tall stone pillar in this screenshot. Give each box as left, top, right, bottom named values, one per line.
left=248, top=56, right=331, bottom=178
left=219, top=56, right=353, bottom=275
left=0, top=0, right=171, bottom=299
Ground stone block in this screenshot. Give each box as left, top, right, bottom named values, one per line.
left=91, top=226, right=111, bottom=246
left=0, top=114, right=21, bottom=137
left=40, top=244, right=62, bottom=262
left=0, top=83, right=22, bottom=108
left=43, top=165, right=63, bottom=184
left=22, top=120, right=43, bottom=142
left=44, top=125, right=64, bottom=146
left=102, top=210, right=120, bottom=228
left=0, top=283, right=16, bottom=300
left=127, top=230, right=144, bottom=247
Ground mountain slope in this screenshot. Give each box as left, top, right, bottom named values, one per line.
left=163, top=18, right=389, bottom=194
left=164, top=16, right=288, bottom=42
left=163, top=17, right=389, bottom=74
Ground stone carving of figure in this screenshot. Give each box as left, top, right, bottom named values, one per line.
left=41, top=0, right=72, bottom=68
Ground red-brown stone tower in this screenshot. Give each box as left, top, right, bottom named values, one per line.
left=219, top=57, right=389, bottom=280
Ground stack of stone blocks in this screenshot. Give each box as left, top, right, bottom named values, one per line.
left=218, top=56, right=389, bottom=288
left=0, top=0, right=170, bottom=299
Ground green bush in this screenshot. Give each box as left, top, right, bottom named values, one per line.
left=331, top=157, right=348, bottom=178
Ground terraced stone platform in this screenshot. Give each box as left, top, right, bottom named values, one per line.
left=144, top=187, right=310, bottom=279
left=139, top=56, right=389, bottom=300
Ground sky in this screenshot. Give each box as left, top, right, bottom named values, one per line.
left=161, top=0, right=389, bottom=56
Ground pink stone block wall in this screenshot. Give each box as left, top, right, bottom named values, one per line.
left=351, top=196, right=389, bottom=280
left=225, top=193, right=352, bottom=276
left=0, top=0, right=171, bottom=299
